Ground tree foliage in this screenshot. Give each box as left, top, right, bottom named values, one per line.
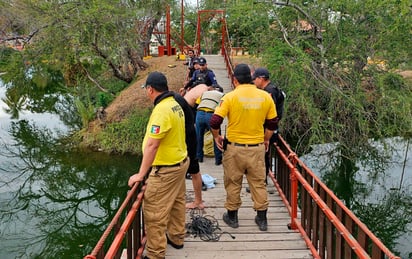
left=0, top=0, right=177, bottom=120
left=209, top=0, right=412, bottom=157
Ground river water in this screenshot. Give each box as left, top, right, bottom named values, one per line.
left=0, top=81, right=410, bottom=258
left=300, top=140, right=411, bottom=258
left=0, top=85, right=139, bottom=258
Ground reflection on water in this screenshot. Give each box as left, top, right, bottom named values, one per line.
left=0, top=83, right=139, bottom=259
left=0, top=120, right=138, bottom=258
left=301, top=138, right=412, bottom=259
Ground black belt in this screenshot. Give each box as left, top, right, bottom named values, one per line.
left=227, top=141, right=261, bottom=147
left=153, top=157, right=188, bottom=168
left=198, top=109, right=214, bottom=113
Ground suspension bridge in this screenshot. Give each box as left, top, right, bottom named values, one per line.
left=83, top=8, right=401, bottom=259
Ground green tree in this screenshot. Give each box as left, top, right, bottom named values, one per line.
left=215, top=0, right=412, bottom=154
left=0, top=0, right=176, bottom=121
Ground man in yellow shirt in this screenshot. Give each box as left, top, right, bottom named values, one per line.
left=128, top=72, right=189, bottom=259
left=210, top=64, right=277, bottom=231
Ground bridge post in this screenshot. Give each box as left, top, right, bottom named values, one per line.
left=288, top=153, right=299, bottom=230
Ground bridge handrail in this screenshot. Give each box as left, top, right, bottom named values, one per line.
left=273, top=135, right=401, bottom=259
left=84, top=183, right=147, bottom=259
left=269, top=147, right=321, bottom=258
left=220, top=14, right=234, bottom=88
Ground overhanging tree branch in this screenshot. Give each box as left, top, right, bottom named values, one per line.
left=91, top=31, right=133, bottom=83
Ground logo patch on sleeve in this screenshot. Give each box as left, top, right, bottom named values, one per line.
left=151, top=125, right=160, bottom=134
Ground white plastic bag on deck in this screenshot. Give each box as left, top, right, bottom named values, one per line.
left=201, top=174, right=217, bottom=189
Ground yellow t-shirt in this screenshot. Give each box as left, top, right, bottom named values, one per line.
left=142, top=96, right=187, bottom=165
left=214, top=84, right=277, bottom=144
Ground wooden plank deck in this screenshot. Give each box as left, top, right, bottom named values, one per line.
left=166, top=55, right=313, bottom=259
left=166, top=156, right=312, bottom=258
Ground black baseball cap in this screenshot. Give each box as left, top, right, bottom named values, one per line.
left=192, top=57, right=200, bottom=64
left=252, top=68, right=270, bottom=80
left=141, top=71, right=168, bottom=91
left=198, top=57, right=207, bottom=65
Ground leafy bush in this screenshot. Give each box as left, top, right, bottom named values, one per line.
left=380, top=73, right=406, bottom=91
left=96, top=92, right=114, bottom=108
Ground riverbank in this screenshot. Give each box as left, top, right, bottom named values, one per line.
left=102, top=55, right=188, bottom=123
left=80, top=55, right=188, bottom=154
left=81, top=54, right=257, bottom=154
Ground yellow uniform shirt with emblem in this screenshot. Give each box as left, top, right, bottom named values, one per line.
left=214, top=84, right=276, bottom=144
left=142, top=96, right=187, bottom=165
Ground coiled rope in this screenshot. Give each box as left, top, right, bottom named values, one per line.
left=186, top=210, right=235, bottom=241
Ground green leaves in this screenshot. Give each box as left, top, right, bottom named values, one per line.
left=216, top=0, right=412, bottom=158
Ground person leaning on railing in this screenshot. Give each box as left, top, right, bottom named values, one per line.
left=128, top=72, right=189, bottom=259
left=210, top=64, right=278, bottom=232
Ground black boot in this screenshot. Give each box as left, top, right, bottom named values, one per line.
left=223, top=210, right=239, bottom=228
left=255, top=210, right=268, bottom=231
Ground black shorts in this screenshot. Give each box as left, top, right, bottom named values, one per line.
left=187, top=156, right=200, bottom=174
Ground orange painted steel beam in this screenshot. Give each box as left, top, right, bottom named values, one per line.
left=220, top=17, right=225, bottom=55
left=196, top=10, right=225, bottom=55
left=273, top=141, right=370, bottom=258
left=84, top=183, right=141, bottom=259
left=296, top=160, right=401, bottom=259
left=269, top=148, right=321, bottom=259
left=275, top=134, right=400, bottom=259
left=195, top=11, right=201, bottom=55
left=105, top=185, right=146, bottom=258
left=180, top=0, right=184, bottom=53
left=272, top=144, right=298, bottom=229
left=166, top=5, right=171, bottom=56
left=293, top=170, right=371, bottom=258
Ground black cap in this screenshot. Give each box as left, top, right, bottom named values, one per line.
left=192, top=57, right=200, bottom=64
left=252, top=68, right=270, bottom=80
left=233, top=64, right=252, bottom=84
left=141, top=71, right=168, bottom=91
left=198, top=57, right=207, bottom=65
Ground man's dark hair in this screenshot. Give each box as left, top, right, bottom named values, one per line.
left=233, top=64, right=252, bottom=84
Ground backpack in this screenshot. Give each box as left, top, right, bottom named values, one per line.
left=267, top=83, right=286, bottom=120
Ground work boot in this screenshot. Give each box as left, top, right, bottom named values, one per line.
left=255, top=210, right=268, bottom=231
left=223, top=210, right=239, bottom=228
left=166, top=235, right=184, bottom=249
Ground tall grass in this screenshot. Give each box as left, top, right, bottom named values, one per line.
left=75, top=98, right=95, bottom=128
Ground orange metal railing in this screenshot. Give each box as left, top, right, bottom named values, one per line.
left=84, top=183, right=147, bottom=259
left=221, top=16, right=235, bottom=89
left=271, top=135, right=401, bottom=259
left=84, top=134, right=401, bottom=259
